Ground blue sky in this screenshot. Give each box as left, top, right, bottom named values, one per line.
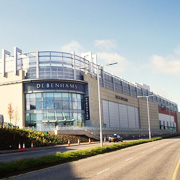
left=0, top=0, right=180, bottom=107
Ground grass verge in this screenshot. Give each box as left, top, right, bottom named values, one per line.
left=0, top=135, right=178, bottom=178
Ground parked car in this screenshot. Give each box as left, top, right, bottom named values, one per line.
left=109, top=134, right=123, bottom=143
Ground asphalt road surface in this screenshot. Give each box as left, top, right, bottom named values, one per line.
left=5, top=137, right=180, bottom=180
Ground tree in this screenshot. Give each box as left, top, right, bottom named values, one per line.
left=14, top=107, right=19, bottom=126
left=8, top=103, right=14, bottom=124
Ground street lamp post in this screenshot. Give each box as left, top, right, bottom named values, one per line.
left=137, top=94, right=154, bottom=139
left=97, top=62, right=118, bottom=147
left=97, top=66, right=102, bottom=147
left=79, top=52, right=118, bottom=147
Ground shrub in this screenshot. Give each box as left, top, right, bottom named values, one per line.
left=0, top=127, right=89, bottom=150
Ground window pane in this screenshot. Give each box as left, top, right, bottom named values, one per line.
left=72, top=101, right=77, bottom=109
left=43, top=93, right=54, bottom=101
left=54, top=93, right=62, bottom=100
left=54, top=101, right=63, bottom=109
left=77, top=94, right=81, bottom=101
left=63, top=100, right=70, bottom=110
left=77, top=101, right=81, bottom=109
left=62, top=93, right=69, bottom=100
left=36, top=93, right=42, bottom=101
left=30, top=94, right=36, bottom=100
left=36, top=113, right=42, bottom=121
left=36, top=101, right=42, bottom=109
left=47, top=112, right=55, bottom=120
left=44, top=100, right=54, bottom=109
left=64, top=112, right=70, bottom=120
left=72, top=94, right=77, bottom=101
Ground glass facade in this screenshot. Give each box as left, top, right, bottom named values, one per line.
left=25, top=92, right=85, bottom=129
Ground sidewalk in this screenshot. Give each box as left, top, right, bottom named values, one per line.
left=0, top=141, right=100, bottom=155
left=0, top=140, right=133, bottom=155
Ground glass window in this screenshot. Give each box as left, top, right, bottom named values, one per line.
left=64, top=112, right=70, bottom=120
left=31, top=113, right=36, bottom=121
left=44, top=100, right=54, bottom=109
left=54, top=101, right=63, bottom=109
left=43, top=113, right=47, bottom=120
left=43, top=93, right=54, bottom=101
left=69, top=113, right=73, bottom=120
left=56, top=112, right=63, bottom=120
left=30, top=94, right=36, bottom=100
left=72, top=101, right=78, bottom=109
left=36, top=101, right=42, bottom=109
left=25, top=92, right=85, bottom=127
left=54, top=93, right=62, bottom=100
left=26, top=94, right=30, bottom=101
left=63, top=100, right=70, bottom=110
left=47, top=112, right=55, bottom=120
left=73, top=113, right=78, bottom=120
left=77, top=101, right=81, bottom=109
left=72, top=94, right=77, bottom=101
left=36, top=93, right=42, bottom=101
left=26, top=113, right=30, bottom=121
left=77, top=113, right=82, bottom=121
left=36, top=113, right=42, bottom=121
left=77, top=94, right=81, bottom=101
left=62, top=93, right=69, bottom=100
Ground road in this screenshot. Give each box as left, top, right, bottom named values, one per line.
left=5, top=137, right=180, bottom=180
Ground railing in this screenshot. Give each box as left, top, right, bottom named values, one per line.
left=1, top=49, right=177, bottom=110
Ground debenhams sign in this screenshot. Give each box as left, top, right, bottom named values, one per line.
left=24, top=82, right=85, bottom=92
left=36, top=83, right=78, bottom=89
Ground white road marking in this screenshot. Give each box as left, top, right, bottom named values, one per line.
left=97, top=168, right=110, bottom=175
left=125, top=157, right=133, bottom=161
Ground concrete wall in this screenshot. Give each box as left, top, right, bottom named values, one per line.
left=138, top=99, right=159, bottom=129
left=101, top=87, right=139, bottom=108
left=0, top=71, right=25, bottom=128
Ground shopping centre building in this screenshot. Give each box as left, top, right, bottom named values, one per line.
left=0, top=47, right=180, bottom=137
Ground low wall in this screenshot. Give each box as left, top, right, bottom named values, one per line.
left=54, top=128, right=176, bottom=140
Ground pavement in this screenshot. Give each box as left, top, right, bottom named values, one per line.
left=0, top=139, right=139, bottom=156
left=0, top=141, right=105, bottom=155
left=0, top=144, right=66, bottom=154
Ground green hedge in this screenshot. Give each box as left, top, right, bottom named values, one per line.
left=0, top=127, right=89, bottom=150
left=0, top=137, right=164, bottom=178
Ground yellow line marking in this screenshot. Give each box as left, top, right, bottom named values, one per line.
left=172, top=158, right=180, bottom=180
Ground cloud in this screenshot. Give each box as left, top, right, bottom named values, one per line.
left=150, top=55, right=180, bottom=78
left=97, top=52, right=131, bottom=73
left=60, top=40, right=132, bottom=75
left=94, top=39, right=117, bottom=51
left=61, top=41, right=83, bottom=54
left=174, top=45, right=180, bottom=55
